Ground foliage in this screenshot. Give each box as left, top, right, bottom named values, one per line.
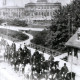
left=7, top=19, right=28, bottom=27
left=44, top=0, right=80, bottom=51
left=32, top=30, right=48, bottom=46
left=0, top=19, right=5, bottom=25
left=0, top=28, right=29, bottom=41
left=45, top=24, right=69, bottom=51
left=26, top=0, right=80, bottom=52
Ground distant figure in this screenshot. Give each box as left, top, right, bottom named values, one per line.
left=18, top=44, right=22, bottom=51
left=11, top=41, right=16, bottom=52
left=23, top=43, right=27, bottom=50
left=18, top=44, right=23, bottom=59
left=49, top=51, right=54, bottom=62
left=48, top=52, right=54, bottom=69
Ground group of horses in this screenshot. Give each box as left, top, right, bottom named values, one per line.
left=3, top=41, right=75, bottom=80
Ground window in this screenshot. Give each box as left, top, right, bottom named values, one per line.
left=74, top=48, right=78, bottom=58
left=42, top=12, right=43, bottom=16
left=77, top=32, right=80, bottom=40
left=47, top=12, right=49, bottom=16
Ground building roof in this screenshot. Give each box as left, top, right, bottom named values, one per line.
left=37, top=0, right=48, bottom=2
left=0, top=6, right=24, bottom=9
left=25, top=2, right=61, bottom=7
left=65, top=28, right=80, bottom=49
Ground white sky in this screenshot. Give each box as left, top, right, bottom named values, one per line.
left=0, top=0, right=71, bottom=7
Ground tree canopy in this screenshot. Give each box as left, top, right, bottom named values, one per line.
left=32, top=0, right=80, bottom=52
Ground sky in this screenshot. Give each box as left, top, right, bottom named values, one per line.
left=0, top=0, right=71, bottom=7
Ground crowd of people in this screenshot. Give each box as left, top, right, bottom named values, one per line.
left=3, top=41, right=75, bottom=80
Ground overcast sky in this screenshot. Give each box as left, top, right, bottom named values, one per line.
left=0, top=0, right=71, bottom=7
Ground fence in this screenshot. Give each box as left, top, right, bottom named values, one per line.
left=28, top=43, right=62, bottom=57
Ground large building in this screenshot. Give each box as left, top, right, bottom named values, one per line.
left=25, top=0, right=61, bottom=24
left=0, top=0, right=61, bottom=24
left=0, top=6, right=24, bottom=19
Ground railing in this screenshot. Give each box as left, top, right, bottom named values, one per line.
left=28, top=43, right=62, bottom=57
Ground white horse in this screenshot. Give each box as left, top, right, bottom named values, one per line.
left=24, top=63, right=32, bottom=80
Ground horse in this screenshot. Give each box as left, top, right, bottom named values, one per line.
left=11, top=42, right=16, bottom=53
left=54, top=61, right=59, bottom=69
left=66, top=72, right=75, bottom=80
left=4, top=44, right=11, bottom=62
left=41, top=60, right=49, bottom=73
left=31, top=50, right=40, bottom=65
left=0, top=38, right=7, bottom=49
left=24, top=63, right=32, bottom=80
left=12, top=57, right=22, bottom=72
left=4, top=51, right=8, bottom=61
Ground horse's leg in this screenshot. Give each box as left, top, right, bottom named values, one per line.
left=4, top=52, right=6, bottom=62
left=4, top=54, right=5, bottom=62
left=7, top=54, right=9, bottom=64
left=21, top=64, right=24, bottom=73
left=11, top=59, right=13, bottom=66
left=14, top=64, right=17, bottom=72
left=45, top=72, right=49, bottom=80
left=17, top=64, right=19, bottom=72
left=4, top=56, right=5, bottom=61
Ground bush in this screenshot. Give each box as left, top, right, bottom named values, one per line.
left=0, top=28, right=29, bottom=41
left=7, top=19, right=28, bottom=27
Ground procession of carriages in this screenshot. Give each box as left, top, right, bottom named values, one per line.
left=2, top=39, right=75, bottom=80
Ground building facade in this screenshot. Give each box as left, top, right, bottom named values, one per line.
left=0, top=0, right=61, bottom=24
left=0, top=6, right=24, bottom=19
left=25, top=0, right=61, bottom=24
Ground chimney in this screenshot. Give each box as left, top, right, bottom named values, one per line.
left=3, top=0, right=6, bottom=6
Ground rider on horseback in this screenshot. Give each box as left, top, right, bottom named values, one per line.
left=11, top=41, right=16, bottom=52
left=61, top=63, right=69, bottom=78
left=18, top=44, right=22, bottom=51
left=32, top=49, right=40, bottom=65
left=4, top=43, right=10, bottom=62
left=23, top=43, right=27, bottom=50
left=18, top=44, right=23, bottom=59
left=48, top=51, right=54, bottom=69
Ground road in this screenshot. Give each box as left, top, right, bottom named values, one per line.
left=0, top=26, right=44, bottom=31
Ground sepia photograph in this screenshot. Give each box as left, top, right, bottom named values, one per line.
left=0, top=0, right=79, bottom=80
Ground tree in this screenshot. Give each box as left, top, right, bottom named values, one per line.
left=32, top=30, right=48, bottom=46
left=32, top=0, right=80, bottom=52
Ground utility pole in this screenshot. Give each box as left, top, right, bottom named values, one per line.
left=68, top=13, right=71, bottom=38
left=69, top=1, right=75, bottom=80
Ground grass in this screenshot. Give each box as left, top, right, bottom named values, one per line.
left=24, top=30, right=41, bottom=37
left=27, top=24, right=51, bottom=28
left=0, top=28, right=29, bottom=42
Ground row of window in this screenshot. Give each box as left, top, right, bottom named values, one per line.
left=0, top=11, right=23, bottom=17
left=29, top=11, right=55, bottom=16
left=2, top=9, right=24, bottom=12
left=27, top=5, right=56, bottom=10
